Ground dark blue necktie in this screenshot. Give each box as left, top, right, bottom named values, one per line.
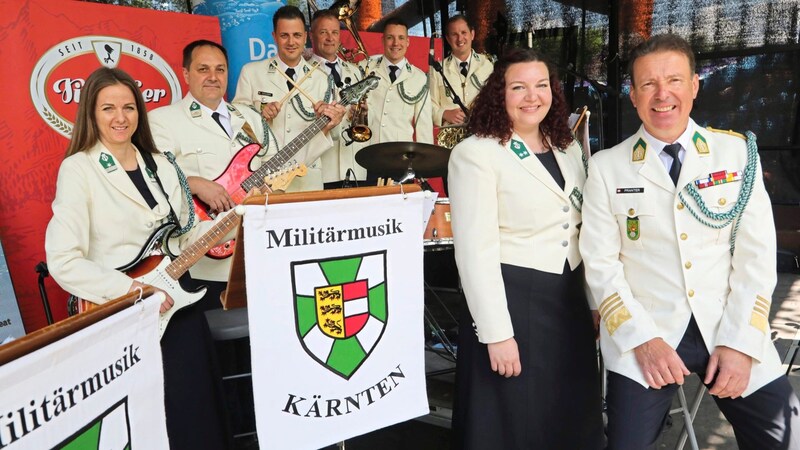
left=663, top=143, right=682, bottom=186
left=285, top=67, right=296, bottom=91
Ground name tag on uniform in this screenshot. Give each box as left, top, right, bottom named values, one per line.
left=616, top=187, right=644, bottom=194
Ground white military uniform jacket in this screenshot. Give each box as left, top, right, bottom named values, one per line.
left=232, top=57, right=334, bottom=191
left=448, top=135, right=587, bottom=343
left=149, top=95, right=270, bottom=282
left=45, top=142, right=217, bottom=304
left=358, top=56, right=433, bottom=145
left=429, top=51, right=494, bottom=126
left=580, top=121, right=783, bottom=396
left=309, top=54, right=367, bottom=182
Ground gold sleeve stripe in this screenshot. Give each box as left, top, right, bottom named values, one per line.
left=605, top=305, right=632, bottom=336
left=598, top=293, right=621, bottom=317
left=752, top=304, right=769, bottom=318
left=750, top=313, right=768, bottom=334
left=756, top=295, right=771, bottom=308
left=599, top=297, right=622, bottom=318
left=603, top=302, right=625, bottom=319
left=750, top=295, right=771, bottom=334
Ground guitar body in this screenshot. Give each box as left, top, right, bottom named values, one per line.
left=192, top=143, right=260, bottom=223
left=76, top=223, right=207, bottom=340
left=192, top=142, right=306, bottom=260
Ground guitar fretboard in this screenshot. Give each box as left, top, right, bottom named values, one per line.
left=165, top=211, right=242, bottom=279
left=241, top=115, right=330, bottom=193
left=239, top=78, right=375, bottom=193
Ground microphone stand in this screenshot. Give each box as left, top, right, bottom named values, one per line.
left=429, top=57, right=470, bottom=117
left=559, top=64, right=619, bottom=150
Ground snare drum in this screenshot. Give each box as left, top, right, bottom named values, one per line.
left=424, top=198, right=453, bottom=247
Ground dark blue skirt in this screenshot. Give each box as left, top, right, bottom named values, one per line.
left=452, top=262, right=604, bottom=450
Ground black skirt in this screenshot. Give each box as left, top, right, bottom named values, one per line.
left=160, top=278, right=231, bottom=450
left=452, top=263, right=604, bottom=450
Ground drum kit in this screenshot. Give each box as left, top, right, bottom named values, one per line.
left=355, top=141, right=454, bottom=249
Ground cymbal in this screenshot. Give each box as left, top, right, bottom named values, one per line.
left=356, top=141, right=451, bottom=178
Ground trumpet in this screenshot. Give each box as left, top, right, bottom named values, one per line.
left=343, top=93, right=371, bottom=145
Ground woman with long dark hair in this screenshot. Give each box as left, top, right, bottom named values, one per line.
left=449, top=49, right=603, bottom=449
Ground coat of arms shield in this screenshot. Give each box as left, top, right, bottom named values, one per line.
left=291, top=251, right=388, bottom=379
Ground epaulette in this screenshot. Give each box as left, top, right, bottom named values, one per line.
left=482, top=52, right=497, bottom=63
left=706, top=126, right=746, bottom=140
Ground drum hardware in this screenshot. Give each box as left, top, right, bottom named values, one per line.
left=355, top=141, right=451, bottom=179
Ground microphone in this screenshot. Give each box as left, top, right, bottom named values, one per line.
left=428, top=32, right=439, bottom=68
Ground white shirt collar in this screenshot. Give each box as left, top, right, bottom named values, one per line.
left=641, top=119, right=696, bottom=167
left=453, top=52, right=472, bottom=66
left=312, top=54, right=340, bottom=73
left=384, top=57, right=407, bottom=72
left=276, top=58, right=302, bottom=77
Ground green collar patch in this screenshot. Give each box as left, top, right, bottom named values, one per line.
left=632, top=138, right=647, bottom=163
left=693, top=131, right=709, bottom=155
left=190, top=101, right=201, bottom=118
left=510, top=139, right=530, bottom=159
left=99, top=152, right=117, bottom=173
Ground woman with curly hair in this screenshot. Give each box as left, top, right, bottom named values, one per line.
left=449, top=48, right=603, bottom=449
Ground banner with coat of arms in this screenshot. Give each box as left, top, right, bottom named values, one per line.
left=243, top=192, right=429, bottom=449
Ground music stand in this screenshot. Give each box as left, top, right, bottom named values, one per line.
left=0, top=287, right=155, bottom=365
left=221, top=185, right=422, bottom=309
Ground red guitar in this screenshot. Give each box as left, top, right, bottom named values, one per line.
left=195, top=75, right=381, bottom=259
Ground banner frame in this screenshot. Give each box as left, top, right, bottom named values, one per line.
left=0, top=286, right=155, bottom=366
left=222, top=185, right=422, bottom=309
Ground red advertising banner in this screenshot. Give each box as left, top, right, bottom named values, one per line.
left=0, top=0, right=220, bottom=331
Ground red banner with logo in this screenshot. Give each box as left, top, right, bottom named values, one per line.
left=0, top=0, right=219, bottom=331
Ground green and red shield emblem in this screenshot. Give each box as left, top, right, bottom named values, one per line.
left=292, top=251, right=388, bottom=379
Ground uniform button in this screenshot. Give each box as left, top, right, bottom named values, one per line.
left=562, top=205, right=569, bottom=213
left=287, top=129, right=292, bottom=133
left=384, top=112, right=388, bottom=115
left=688, top=289, right=695, bottom=297
left=685, top=261, right=692, bottom=269
left=718, top=198, right=727, bottom=206
left=677, top=203, right=684, bottom=210
left=197, top=148, right=203, bottom=153
left=561, top=241, right=568, bottom=247
left=562, top=223, right=569, bottom=229
left=146, top=221, right=153, bottom=229
left=382, top=123, right=386, bottom=127
left=680, top=233, right=688, bottom=240
left=628, top=208, right=635, bottom=216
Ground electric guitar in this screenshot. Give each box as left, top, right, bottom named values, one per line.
left=76, top=206, right=245, bottom=339
left=195, top=75, right=381, bottom=259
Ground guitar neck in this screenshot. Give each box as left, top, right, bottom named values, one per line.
left=241, top=95, right=349, bottom=193
left=165, top=211, right=242, bottom=279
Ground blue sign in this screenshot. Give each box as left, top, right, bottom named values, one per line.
left=192, top=0, right=285, bottom=99
left=0, top=240, right=25, bottom=342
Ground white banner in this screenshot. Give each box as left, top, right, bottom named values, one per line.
left=244, top=192, right=429, bottom=449
left=0, top=294, right=168, bottom=449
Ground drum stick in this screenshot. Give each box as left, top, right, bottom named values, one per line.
left=277, top=63, right=320, bottom=106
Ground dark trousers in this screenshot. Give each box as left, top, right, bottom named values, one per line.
left=606, top=317, right=800, bottom=450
